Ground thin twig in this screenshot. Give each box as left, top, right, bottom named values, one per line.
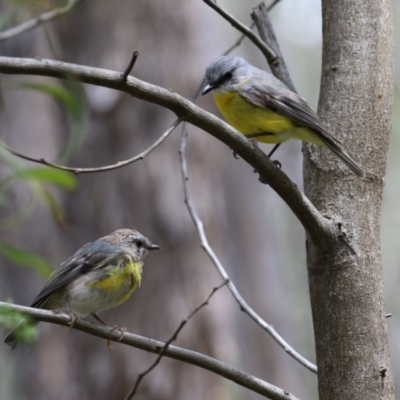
left=0, top=0, right=82, bottom=43
left=222, top=23, right=254, bottom=56
left=2, top=118, right=182, bottom=175
left=126, top=281, right=227, bottom=399
left=179, top=125, right=317, bottom=374
left=219, top=0, right=281, bottom=57
left=0, top=302, right=300, bottom=400
left=188, top=0, right=316, bottom=373
left=251, top=2, right=296, bottom=92
left=121, top=51, right=139, bottom=83
left=267, top=0, right=283, bottom=11
left=203, top=0, right=277, bottom=64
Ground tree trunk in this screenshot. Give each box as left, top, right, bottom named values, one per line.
left=304, top=0, right=395, bottom=399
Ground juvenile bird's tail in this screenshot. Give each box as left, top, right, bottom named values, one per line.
left=4, top=328, right=20, bottom=350
left=4, top=321, right=38, bottom=349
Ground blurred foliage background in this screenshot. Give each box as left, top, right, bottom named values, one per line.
left=0, top=0, right=398, bottom=399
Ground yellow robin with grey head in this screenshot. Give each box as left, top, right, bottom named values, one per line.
left=4, top=229, right=160, bottom=349
left=202, top=56, right=363, bottom=176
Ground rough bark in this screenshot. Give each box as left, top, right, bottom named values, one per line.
left=303, top=0, right=395, bottom=399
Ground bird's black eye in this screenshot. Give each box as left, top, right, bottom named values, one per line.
left=222, top=71, right=232, bottom=81
left=216, top=71, right=233, bottom=86
left=128, top=237, right=144, bottom=247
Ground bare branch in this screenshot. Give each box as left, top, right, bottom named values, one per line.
left=0, top=0, right=83, bottom=43
left=217, top=0, right=282, bottom=59
left=221, top=23, right=254, bottom=56
left=126, top=282, right=227, bottom=399
left=121, top=51, right=139, bottom=83
left=0, top=56, right=335, bottom=249
left=203, top=0, right=277, bottom=65
left=179, top=125, right=317, bottom=374
left=267, top=0, right=284, bottom=12
left=0, top=302, right=300, bottom=400
left=1, top=118, right=182, bottom=175
left=251, top=2, right=296, bottom=92
left=216, top=0, right=281, bottom=59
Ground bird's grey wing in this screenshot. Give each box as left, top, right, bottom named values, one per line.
left=240, top=71, right=363, bottom=176
left=31, top=240, right=121, bottom=308
left=240, top=71, right=344, bottom=145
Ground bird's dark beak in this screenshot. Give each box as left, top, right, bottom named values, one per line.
left=202, top=83, right=214, bottom=96
left=148, top=244, right=160, bottom=251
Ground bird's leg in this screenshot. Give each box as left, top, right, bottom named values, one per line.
left=267, top=144, right=282, bottom=169
left=244, top=132, right=282, bottom=165
left=267, top=143, right=281, bottom=158
left=65, top=298, right=79, bottom=329
left=91, top=313, right=126, bottom=348
left=232, top=132, right=270, bottom=158
left=245, top=134, right=282, bottom=164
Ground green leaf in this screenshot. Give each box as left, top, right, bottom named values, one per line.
left=34, top=184, right=68, bottom=226
left=15, top=167, right=77, bottom=190
left=0, top=303, right=38, bottom=346
left=14, top=79, right=87, bottom=162
left=0, top=242, right=52, bottom=278
left=18, top=80, right=85, bottom=124
left=18, top=82, right=71, bottom=104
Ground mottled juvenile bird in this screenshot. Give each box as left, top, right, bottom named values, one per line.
left=202, top=56, right=363, bottom=176
left=4, top=229, right=159, bottom=349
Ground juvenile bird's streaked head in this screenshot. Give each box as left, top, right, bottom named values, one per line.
left=202, top=56, right=251, bottom=95
left=104, top=229, right=160, bottom=260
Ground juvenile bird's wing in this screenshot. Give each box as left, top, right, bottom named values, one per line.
left=32, top=240, right=121, bottom=308
left=240, top=70, right=363, bottom=176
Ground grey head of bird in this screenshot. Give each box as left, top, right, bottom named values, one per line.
left=104, top=229, right=160, bottom=260
left=202, top=56, right=251, bottom=95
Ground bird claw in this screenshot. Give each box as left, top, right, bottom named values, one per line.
left=67, top=312, right=80, bottom=330
left=258, top=159, right=282, bottom=184
left=272, top=160, right=282, bottom=169
left=249, top=139, right=259, bottom=149
left=233, top=138, right=258, bottom=159
left=107, top=325, right=126, bottom=348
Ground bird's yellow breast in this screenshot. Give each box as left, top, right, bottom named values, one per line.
left=88, top=260, right=143, bottom=305
left=213, top=90, right=299, bottom=144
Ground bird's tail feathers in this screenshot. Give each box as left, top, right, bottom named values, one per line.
left=4, top=328, right=19, bottom=350
left=317, top=133, right=363, bottom=176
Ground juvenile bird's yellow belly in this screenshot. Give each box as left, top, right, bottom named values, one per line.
left=212, top=90, right=319, bottom=144
left=89, top=261, right=143, bottom=305
left=66, top=260, right=143, bottom=316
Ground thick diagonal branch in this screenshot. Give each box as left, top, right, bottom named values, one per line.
left=0, top=56, right=335, bottom=249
